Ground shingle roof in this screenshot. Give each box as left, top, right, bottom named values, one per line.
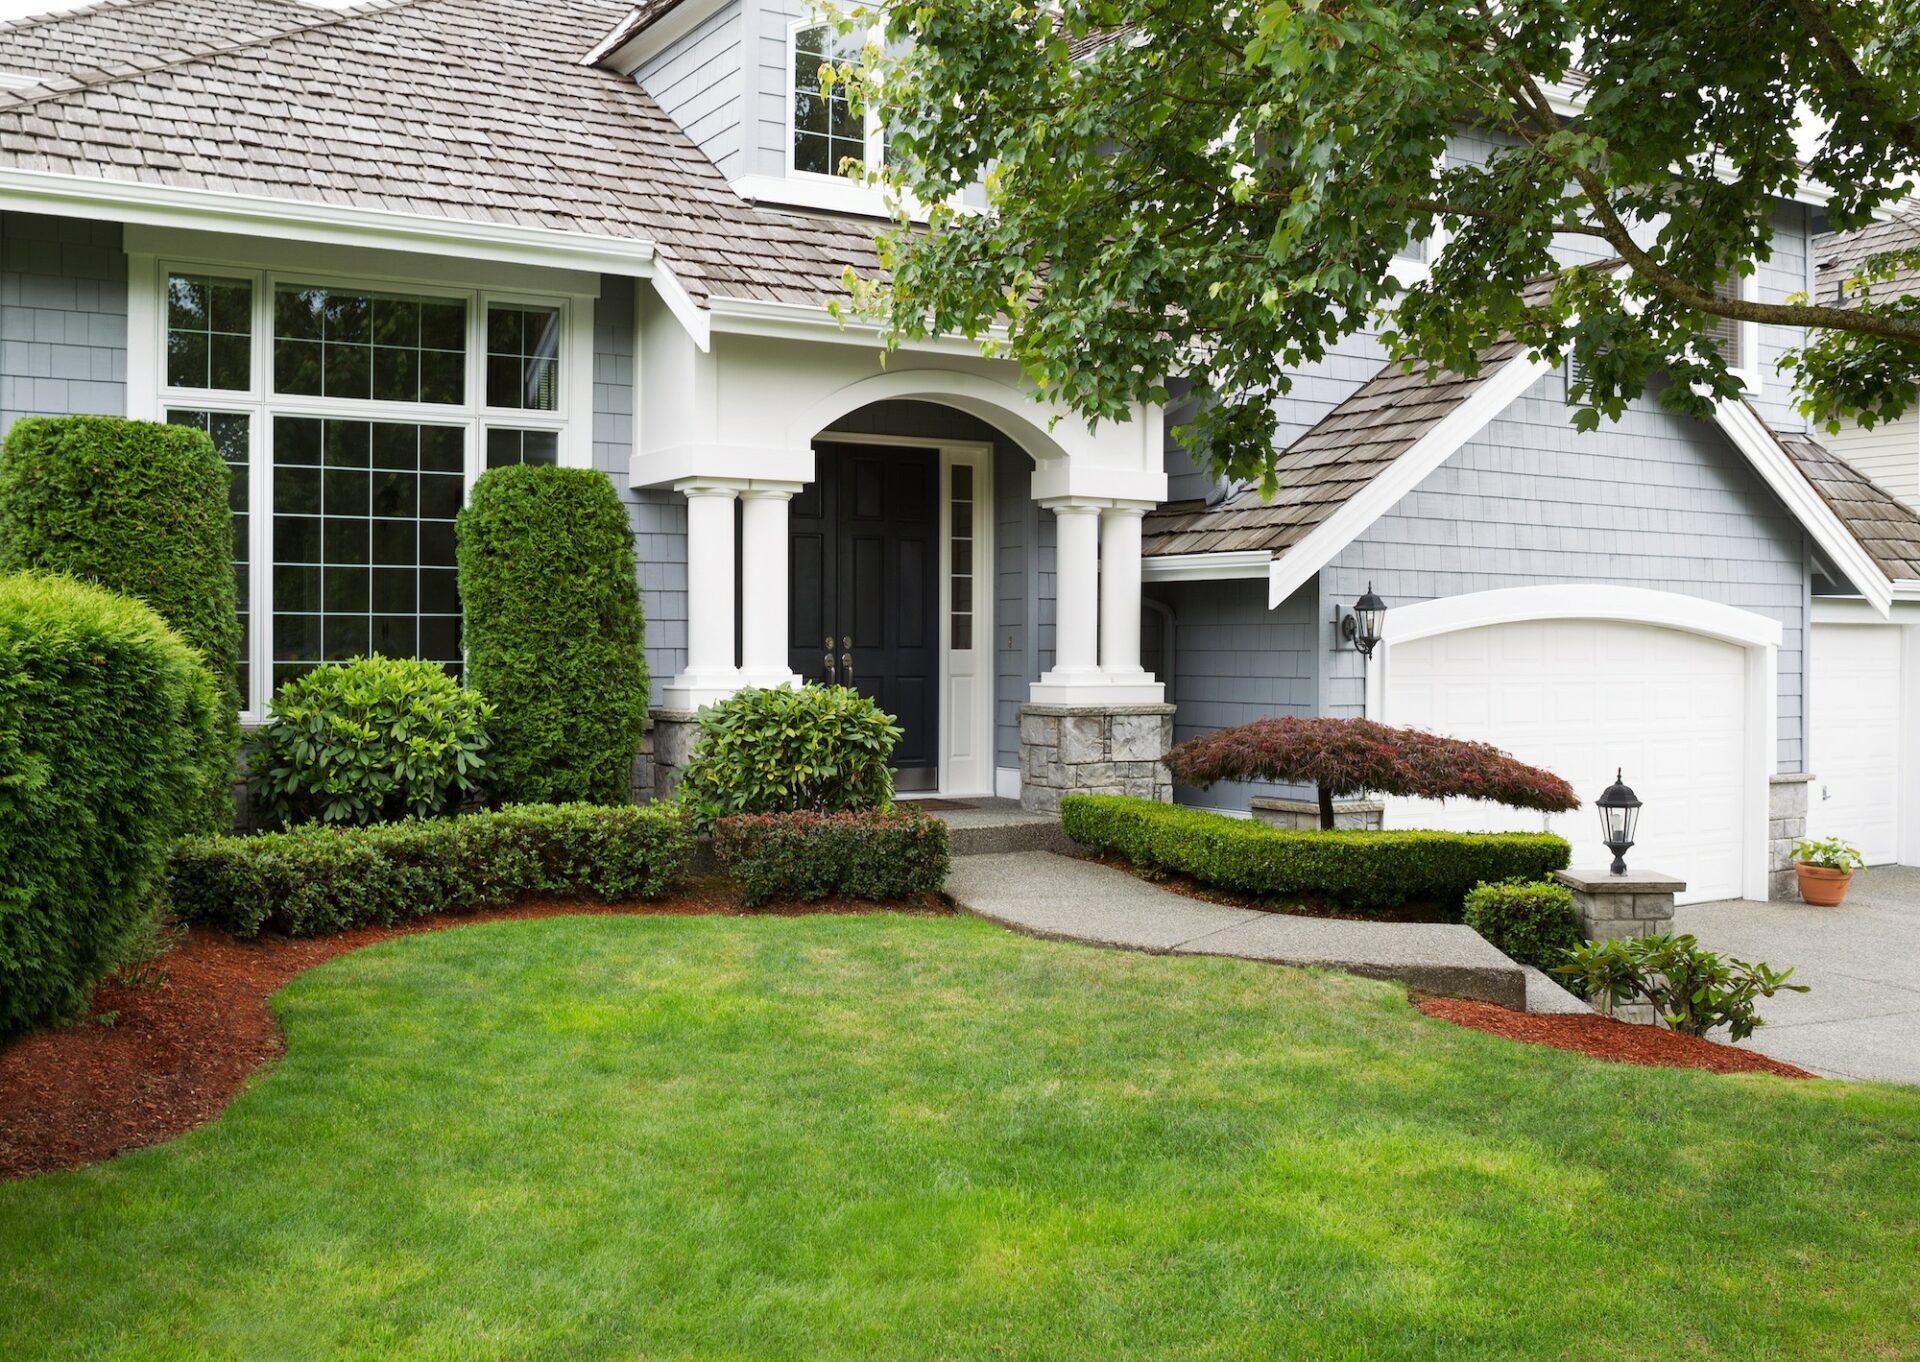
left=585, top=0, right=684, bottom=65
left=1141, top=336, right=1529, bottom=558
left=0, top=0, right=882, bottom=308
left=1814, top=213, right=1920, bottom=310
left=0, top=0, right=316, bottom=91
left=1776, top=430, right=1920, bottom=581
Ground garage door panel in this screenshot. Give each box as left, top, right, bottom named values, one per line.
left=1385, top=618, right=1748, bottom=903
left=1808, top=625, right=1901, bottom=865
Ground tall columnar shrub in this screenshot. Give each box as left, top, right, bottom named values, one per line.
left=0, top=573, right=220, bottom=1036
left=457, top=466, right=649, bottom=804
left=0, top=416, right=240, bottom=833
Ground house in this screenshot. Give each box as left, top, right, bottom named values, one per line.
left=0, top=0, right=1914, bottom=902
left=1812, top=215, right=1920, bottom=512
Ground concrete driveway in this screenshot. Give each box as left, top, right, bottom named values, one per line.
left=1675, top=865, right=1920, bottom=1083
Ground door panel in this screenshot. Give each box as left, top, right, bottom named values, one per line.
left=789, top=442, right=940, bottom=784
left=1809, top=624, right=1902, bottom=864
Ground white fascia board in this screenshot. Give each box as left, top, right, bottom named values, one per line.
left=704, top=293, right=1011, bottom=357
left=1264, top=348, right=1557, bottom=609
left=0, top=167, right=658, bottom=277
left=650, top=257, right=712, bottom=352
left=589, top=0, right=723, bottom=74
left=1712, top=399, right=1894, bottom=617
left=1140, top=550, right=1272, bottom=583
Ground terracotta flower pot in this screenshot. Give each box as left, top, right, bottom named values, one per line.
left=1795, top=862, right=1854, bottom=907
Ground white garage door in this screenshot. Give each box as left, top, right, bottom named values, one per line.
left=1809, top=624, right=1902, bottom=865
left=1383, top=618, right=1749, bottom=903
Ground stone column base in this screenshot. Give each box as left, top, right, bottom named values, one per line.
left=1017, top=703, right=1175, bottom=814
left=1553, top=867, right=1686, bottom=1026
left=1250, top=796, right=1384, bottom=831
left=648, top=708, right=699, bottom=804
left=1769, top=773, right=1812, bottom=901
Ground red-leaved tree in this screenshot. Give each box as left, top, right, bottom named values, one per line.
left=1161, top=717, right=1581, bottom=830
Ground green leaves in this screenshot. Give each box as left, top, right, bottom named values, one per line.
left=852, top=0, right=1920, bottom=485
left=676, top=684, right=903, bottom=830
left=1554, top=932, right=1810, bottom=1041
left=250, top=656, right=494, bottom=828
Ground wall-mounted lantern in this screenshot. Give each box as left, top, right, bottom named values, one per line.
left=1339, top=583, right=1388, bottom=660
left=1597, top=769, right=1643, bottom=876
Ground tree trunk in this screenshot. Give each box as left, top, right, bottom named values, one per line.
left=1317, top=784, right=1336, bottom=830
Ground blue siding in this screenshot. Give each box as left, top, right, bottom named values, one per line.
left=635, top=2, right=745, bottom=183
left=0, top=212, right=126, bottom=433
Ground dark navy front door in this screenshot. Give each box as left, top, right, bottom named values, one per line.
left=789, top=443, right=940, bottom=789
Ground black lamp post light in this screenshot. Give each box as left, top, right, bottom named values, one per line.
left=1597, top=768, right=1643, bottom=875
left=1341, top=582, right=1388, bottom=660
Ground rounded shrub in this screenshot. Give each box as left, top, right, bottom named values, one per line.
left=250, top=656, right=494, bottom=827
left=457, top=465, right=649, bottom=805
left=0, top=415, right=241, bottom=834
left=0, top=572, right=221, bottom=1037
left=677, top=684, right=901, bottom=830
left=1462, top=878, right=1585, bottom=968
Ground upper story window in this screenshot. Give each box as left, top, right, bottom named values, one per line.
left=1700, top=274, right=1758, bottom=377
left=790, top=20, right=883, bottom=179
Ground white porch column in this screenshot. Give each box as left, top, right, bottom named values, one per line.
left=1036, top=500, right=1104, bottom=694
left=1099, top=503, right=1155, bottom=689
left=738, top=484, right=802, bottom=688
left=662, top=480, right=744, bottom=708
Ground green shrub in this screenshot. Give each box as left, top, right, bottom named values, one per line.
left=0, top=572, right=220, bottom=1035
left=167, top=803, right=692, bottom=938
left=677, top=685, right=901, bottom=829
left=250, top=656, right=493, bottom=827
left=1462, top=878, right=1584, bottom=968
left=1061, top=794, right=1571, bottom=915
left=457, top=466, right=649, bottom=804
left=1555, top=933, right=1808, bottom=1040
left=0, top=416, right=240, bottom=833
left=713, top=808, right=951, bottom=907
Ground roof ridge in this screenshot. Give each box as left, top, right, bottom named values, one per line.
left=0, top=0, right=168, bottom=40
left=0, top=0, right=421, bottom=110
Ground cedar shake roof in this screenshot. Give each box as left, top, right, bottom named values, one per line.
left=1141, top=335, right=1529, bottom=558
left=0, top=0, right=884, bottom=307
left=1814, top=213, right=1920, bottom=310
left=586, top=0, right=684, bottom=64
left=1777, top=430, right=1920, bottom=582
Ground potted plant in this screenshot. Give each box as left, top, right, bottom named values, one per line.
left=1792, top=836, right=1867, bottom=907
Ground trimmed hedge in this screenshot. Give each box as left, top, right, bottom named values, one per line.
left=1, top=573, right=221, bottom=1036
left=457, top=466, right=649, bottom=805
left=712, top=808, right=951, bottom=907
left=1462, top=878, right=1584, bottom=969
left=0, top=416, right=241, bottom=833
left=167, top=803, right=691, bottom=938
left=1061, top=794, right=1571, bottom=914
left=250, top=655, right=493, bottom=827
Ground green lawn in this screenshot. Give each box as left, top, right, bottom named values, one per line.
left=4, top=913, right=1917, bottom=1361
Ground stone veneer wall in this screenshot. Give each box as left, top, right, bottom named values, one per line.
left=1249, top=797, right=1384, bottom=830
left=1016, top=704, right=1175, bottom=814
left=649, top=709, right=698, bottom=803
left=1769, top=773, right=1812, bottom=901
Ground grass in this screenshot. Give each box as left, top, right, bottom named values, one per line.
left=3, top=912, right=1918, bottom=1361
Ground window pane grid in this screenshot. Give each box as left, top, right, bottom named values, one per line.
left=950, top=463, right=973, bottom=652
left=485, top=305, right=562, bottom=411
left=793, top=23, right=868, bottom=177
left=166, top=408, right=252, bottom=704
left=272, top=416, right=463, bottom=692
left=274, top=285, right=466, bottom=405
left=166, top=273, right=252, bottom=391
left=485, top=426, right=561, bottom=468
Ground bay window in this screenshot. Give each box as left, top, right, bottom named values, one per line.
left=147, top=262, right=585, bottom=719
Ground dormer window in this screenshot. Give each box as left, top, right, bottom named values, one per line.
left=790, top=20, right=883, bottom=179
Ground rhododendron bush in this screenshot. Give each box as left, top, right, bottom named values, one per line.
left=1162, top=717, right=1580, bottom=830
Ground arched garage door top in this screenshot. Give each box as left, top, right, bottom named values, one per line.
left=1376, top=585, right=1782, bottom=653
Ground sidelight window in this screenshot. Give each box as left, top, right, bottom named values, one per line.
left=949, top=463, right=974, bottom=651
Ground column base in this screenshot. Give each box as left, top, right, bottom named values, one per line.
left=736, top=667, right=802, bottom=690
left=1029, top=676, right=1166, bottom=706
left=1017, top=702, right=1176, bottom=814
left=1768, top=773, right=1812, bottom=901
left=648, top=708, right=700, bottom=803
left=659, top=667, right=746, bottom=711
left=1552, top=867, right=1686, bottom=1026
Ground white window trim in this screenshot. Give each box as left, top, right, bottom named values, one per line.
left=785, top=16, right=886, bottom=188
left=1388, top=151, right=1451, bottom=286
left=131, top=254, right=597, bottom=720
left=1726, top=270, right=1763, bottom=392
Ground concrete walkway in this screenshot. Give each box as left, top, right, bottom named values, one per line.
left=1677, top=865, right=1920, bottom=1084
left=947, top=851, right=1547, bottom=1010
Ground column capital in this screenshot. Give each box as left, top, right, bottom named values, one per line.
left=1037, top=496, right=1159, bottom=515
left=738, top=482, right=805, bottom=502
left=674, top=478, right=746, bottom=499
left=1037, top=497, right=1106, bottom=515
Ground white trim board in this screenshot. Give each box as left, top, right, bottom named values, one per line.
left=1140, top=550, right=1272, bottom=583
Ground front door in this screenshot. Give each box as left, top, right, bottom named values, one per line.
left=789, top=443, right=940, bottom=789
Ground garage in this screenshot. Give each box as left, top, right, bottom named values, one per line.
left=1808, top=623, right=1906, bottom=865
left=1370, top=590, right=1774, bottom=904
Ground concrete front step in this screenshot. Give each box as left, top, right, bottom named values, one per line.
left=947, top=851, right=1530, bottom=1010
left=920, top=799, right=1080, bottom=857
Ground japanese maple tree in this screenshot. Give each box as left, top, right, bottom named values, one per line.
left=1161, top=716, right=1581, bottom=829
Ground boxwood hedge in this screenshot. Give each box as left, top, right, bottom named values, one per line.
left=167, top=803, right=691, bottom=938
left=456, top=466, right=649, bottom=805
left=1061, top=794, right=1571, bottom=915
left=712, top=807, right=950, bottom=907
left=0, top=573, right=221, bottom=1036
left=0, top=416, right=241, bottom=833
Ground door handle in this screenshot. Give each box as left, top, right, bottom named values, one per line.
left=824, top=653, right=836, bottom=684
left=841, top=651, right=853, bottom=681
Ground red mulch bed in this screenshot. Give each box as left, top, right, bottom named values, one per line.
left=0, top=886, right=947, bottom=1181
left=1416, top=997, right=1817, bottom=1079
